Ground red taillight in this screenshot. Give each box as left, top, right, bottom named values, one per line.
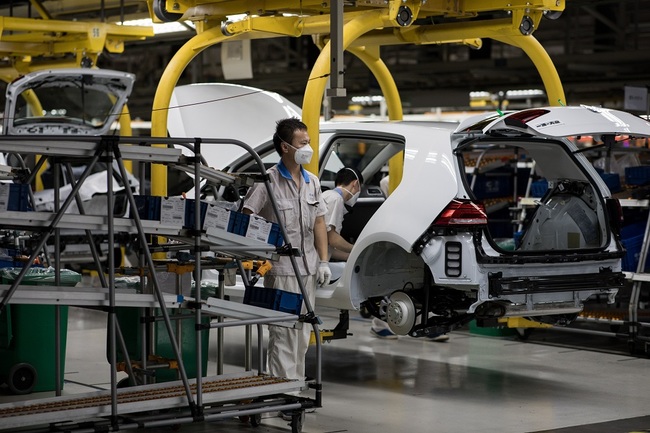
left=434, top=200, right=487, bottom=226
left=507, top=109, right=550, bottom=124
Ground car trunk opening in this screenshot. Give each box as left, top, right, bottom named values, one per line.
left=457, top=138, right=614, bottom=257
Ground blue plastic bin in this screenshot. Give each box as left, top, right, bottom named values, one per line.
left=530, top=179, right=548, bottom=197
left=625, top=166, right=650, bottom=186
left=243, top=286, right=303, bottom=315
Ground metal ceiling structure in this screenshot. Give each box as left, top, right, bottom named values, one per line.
left=1, top=0, right=649, bottom=121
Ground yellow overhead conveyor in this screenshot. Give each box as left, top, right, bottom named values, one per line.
left=0, top=16, right=153, bottom=79
left=148, top=0, right=566, bottom=196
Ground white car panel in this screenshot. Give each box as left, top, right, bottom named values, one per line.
left=168, top=83, right=302, bottom=167
left=465, top=105, right=650, bottom=137
left=3, top=68, right=134, bottom=136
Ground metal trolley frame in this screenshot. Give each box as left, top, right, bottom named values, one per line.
left=0, top=134, right=322, bottom=433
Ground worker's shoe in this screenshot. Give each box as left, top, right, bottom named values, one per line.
left=425, top=333, right=449, bottom=342
left=370, top=327, right=398, bottom=340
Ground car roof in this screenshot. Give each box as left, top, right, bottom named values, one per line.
left=319, top=120, right=454, bottom=135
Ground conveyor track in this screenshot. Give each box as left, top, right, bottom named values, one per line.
left=0, top=373, right=300, bottom=430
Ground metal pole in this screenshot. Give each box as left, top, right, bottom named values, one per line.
left=106, top=143, right=119, bottom=426
left=193, top=138, right=203, bottom=410
left=53, top=160, right=62, bottom=397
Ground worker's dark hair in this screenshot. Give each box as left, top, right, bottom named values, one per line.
left=335, top=167, right=363, bottom=186
left=273, top=118, right=308, bottom=156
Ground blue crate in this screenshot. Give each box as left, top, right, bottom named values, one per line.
left=530, top=179, right=548, bottom=198
left=620, top=221, right=650, bottom=272
left=131, top=195, right=161, bottom=220
left=229, top=211, right=250, bottom=236
left=268, top=223, right=284, bottom=247
left=621, top=234, right=650, bottom=272
left=625, top=166, right=650, bottom=186
left=599, top=172, right=621, bottom=193
left=470, top=174, right=512, bottom=199
left=2, top=184, right=32, bottom=211
left=184, top=199, right=208, bottom=229
left=243, top=286, right=303, bottom=315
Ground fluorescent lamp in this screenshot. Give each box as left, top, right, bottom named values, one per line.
left=118, top=18, right=195, bottom=35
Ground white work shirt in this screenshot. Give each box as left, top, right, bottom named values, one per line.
left=322, top=188, right=347, bottom=234
left=243, top=161, right=325, bottom=277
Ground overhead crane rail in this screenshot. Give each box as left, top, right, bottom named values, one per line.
left=0, top=16, right=153, bottom=79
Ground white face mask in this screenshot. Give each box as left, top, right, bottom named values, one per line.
left=287, top=142, right=313, bottom=165
left=342, top=187, right=360, bottom=207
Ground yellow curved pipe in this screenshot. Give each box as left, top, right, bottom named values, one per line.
left=493, top=34, right=566, bottom=106
left=150, top=26, right=231, bottom=196
left=347, top=45, right=403, bottom=194
left=347, top=46, right=402, bottom=121
left=302, top=10, right=387, bottom=174
left=119, top=105, right=133, bottom=172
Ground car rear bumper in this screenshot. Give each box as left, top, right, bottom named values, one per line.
left=488, top=269, right=625, bottom=296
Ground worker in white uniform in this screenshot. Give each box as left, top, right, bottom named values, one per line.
left=322, top=167, right=363, bottom=261
left=242, top=118, right=331, bottom=386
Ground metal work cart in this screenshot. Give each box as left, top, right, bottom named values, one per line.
left=0, top=134, right=322, bottom=432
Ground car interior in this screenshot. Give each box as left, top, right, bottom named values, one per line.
left=458, top=140, right=609, bottom=253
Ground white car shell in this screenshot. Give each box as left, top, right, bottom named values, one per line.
left=167, top=82, right=650, bottom=336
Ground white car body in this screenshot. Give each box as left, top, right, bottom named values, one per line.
left=170, top=83, right=650, bottom=337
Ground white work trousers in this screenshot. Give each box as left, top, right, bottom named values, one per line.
left=264, top=274, right=316, bottom=380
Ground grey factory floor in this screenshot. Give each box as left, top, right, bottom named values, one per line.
left=2, top=305, right=650, bottom=433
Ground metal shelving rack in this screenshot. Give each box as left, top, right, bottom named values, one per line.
left=0, top=134, right=322, bottom=432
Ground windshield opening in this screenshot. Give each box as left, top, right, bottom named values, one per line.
left=14, top=83, right=119, bottom=129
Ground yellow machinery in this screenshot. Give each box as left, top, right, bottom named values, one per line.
left=145, top=0, right=566, bottom=196
left=0, top=15, right=152, bottom=80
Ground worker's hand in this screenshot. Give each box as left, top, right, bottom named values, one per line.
left=317, top=261, right=332, bottom=286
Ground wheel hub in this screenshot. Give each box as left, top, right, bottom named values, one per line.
left=386, top=291, right=416, bottom=335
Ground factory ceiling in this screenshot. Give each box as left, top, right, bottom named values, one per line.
left=1, top=0, right=649, bottom=121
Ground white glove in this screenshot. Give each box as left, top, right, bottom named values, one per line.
left=317, top=261, right=332, bottom=286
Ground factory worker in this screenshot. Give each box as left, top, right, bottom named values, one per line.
left=322, top=167, right=363, bottom=264
left=242, top=118, right=331, bottom=386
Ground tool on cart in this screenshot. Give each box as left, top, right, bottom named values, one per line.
left=241, top=259, right=272, bottom=286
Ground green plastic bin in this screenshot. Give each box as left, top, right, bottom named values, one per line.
left=0, top=267, right=81, bottom=394
left=115, top=307, right=209, bottom=383
left=469, top=319, right=517, bottom=337
left=113, top=278, right=209, bottom=384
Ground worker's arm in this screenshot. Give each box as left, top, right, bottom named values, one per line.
left=327, top=229, right=353, bottom=254
left=314, top=215, right=329, bottom=262
left=330, top=247, right=349, bottom=261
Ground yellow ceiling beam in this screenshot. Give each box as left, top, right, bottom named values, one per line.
left=152, top=0, right=563, bottom=22
left=29, top=0, right=53, bottom=20
left=0, top=16, right=153, bottom=60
